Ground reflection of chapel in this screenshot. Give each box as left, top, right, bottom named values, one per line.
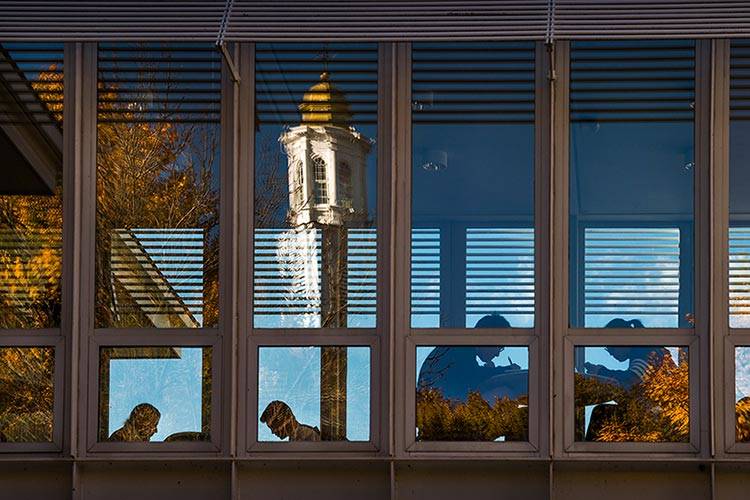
left=280, top=71, right=371, bottom=229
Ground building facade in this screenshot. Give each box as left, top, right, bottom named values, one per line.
left=1, top=1, right=750, bottom=499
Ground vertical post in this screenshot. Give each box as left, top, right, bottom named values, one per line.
left=320, top=225, right=348, bottom=440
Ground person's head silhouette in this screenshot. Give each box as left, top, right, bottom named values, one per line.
left=474, top=314, right=510, bottom=363
left=260, top=400, right=297, bottom=439
left=604, top=318, right=646, bottom=361
left=126, top=403, right=161, bottom=441
left=475, top=314, right=511, bottom=329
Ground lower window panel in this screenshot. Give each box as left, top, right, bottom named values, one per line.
left=0, top=346, right=55, bottom=443
left=98, top=346, right=212, bottom=443
left=574, top=345, right=689, bottom=443
left=415, top=345, right=529, bottom=442
left=258, top=346, right=371, bottom=442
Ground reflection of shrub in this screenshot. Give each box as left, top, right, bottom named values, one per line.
left=0, top=347, right=54, bottom=442
left=416, top=389, right=527, bottom=441
left=736, top=397, right=750, bottom=442
left=575, top=351, right=689, bottom=443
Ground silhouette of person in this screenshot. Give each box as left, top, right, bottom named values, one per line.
left=260, top=400, right=321, bottom=441
left=582, top=319, right=674, bottom=441
left=108, top=403, right=161, bottom=442
left=417, top=314, right=521, bottom=403
left=583, top=319, right=670, bottom=389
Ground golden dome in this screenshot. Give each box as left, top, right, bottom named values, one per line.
left=299, top=72, right=352, bottom=126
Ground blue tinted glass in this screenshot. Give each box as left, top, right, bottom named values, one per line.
left=730, top=40, right=750, bottom=328
left=411, top=42, right=535, bottom=329
left=99, top=347, right=212, bottom=443
left=258, top=346, right=370, bottom=442
left=569, top=40, right=695, bottom=328
left=253, top=44, right=378, bottom=329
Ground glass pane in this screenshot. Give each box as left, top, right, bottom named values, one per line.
left=730, top=40, right=750, bottom=328
left=410, top=42, right=535, bottom=329
left=416, top=345, right=529, bottom=441
left=258, top=346, right=370, bottom=441
left=569, top=41, right=695, bottom=328
left=253, top=44, right=378, bottom=329
left=95, top=43, right=221, bottom=328
left=574, top=346, right=689, bottom=442
left=736, top=347, right=750, bottom=442
left=0, top=43, right=64, bottom=329
left=0, top=347, right=54, bottom=442
left=98, top=346, right=212, bottom=443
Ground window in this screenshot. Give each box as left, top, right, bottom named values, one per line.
left=574, top=346, right=689, bottom=443
left=257, top=346, right=371, bottom=442
left=92, top=42, right=221, bottom=449
left=566, top=40, right=697, bottom=448
left=312, top=155, right=329, bottom=205
left=98, top=346, right=212, bottom=443
left=250, top=43, right=379, bottom=451
left=253, top=43, right=378, bottom=330
left=0, top=42, right=64, bottom=450
left=95, top=42, right=221, bottom=330
left=569, top=40, right=695, bottom=329
left=408, top=42, right=537, bottom=450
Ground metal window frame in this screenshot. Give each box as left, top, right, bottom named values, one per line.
left=240, top=41, right=391, bottom=457
left=0, top=336, right=65, bottom=453
left=553, top=39, right=713, bottom=458
left=2, top=34, right=750, bottom=476
left=394, top=41, right=552, bottom=458
left=77, top=40, right=234, bottom=457
left=563, top=334, right=700, bottom=453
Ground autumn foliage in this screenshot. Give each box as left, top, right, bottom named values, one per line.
left=575, top=351, right=690, bottom=443
left=416, top=389, right=528, bottom=442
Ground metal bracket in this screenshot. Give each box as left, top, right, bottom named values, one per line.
left=216, top=0, right=240, bottom=84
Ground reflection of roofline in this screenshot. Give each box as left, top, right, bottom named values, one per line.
left=111, top=229, right=199, bottom=329
left=0, top=44, right=62, bottom=193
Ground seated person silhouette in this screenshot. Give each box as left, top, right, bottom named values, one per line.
left=417, top=314, right=522, bottom=403
left=108, top=403, right=161, bottom=442
left=582, top=318, right=672, bottom=441
left=583, top=319, right=669, bottom=390
left=260, top=400, right=321, bottom=442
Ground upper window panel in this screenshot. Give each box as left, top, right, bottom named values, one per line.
left=569, top=41, right=695, bottom=329
left=0, top=43, right=63, bottom=329
left=410, top=42, right=535, bottom=329
left=730, top=40, right=750, bottom=328
left=253, top=44, right=378, bottom=329
left=95, top=43, right=221, bottom=329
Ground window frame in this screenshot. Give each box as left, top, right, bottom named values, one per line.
left=396, top=41, right=551, bottom=457
left=553, top=39, right=711, bottom=457
left=239, top=41, right=390, bottom=456
left=79, top=41, right=232, bottom=456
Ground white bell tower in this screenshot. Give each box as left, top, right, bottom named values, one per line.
left=280, top=71, right=371, bottom=229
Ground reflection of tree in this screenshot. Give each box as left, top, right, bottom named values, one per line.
left=0, top=67, right=63, bottom=328
left=736, top=397, right=750, bottom=442
left=95, top=54, right=220, bottom=328
left=575, top=351, right=689, bottom=442
left=416, top=389, right=528, bottom=442
left=0, top=348, right=54, bottom=442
